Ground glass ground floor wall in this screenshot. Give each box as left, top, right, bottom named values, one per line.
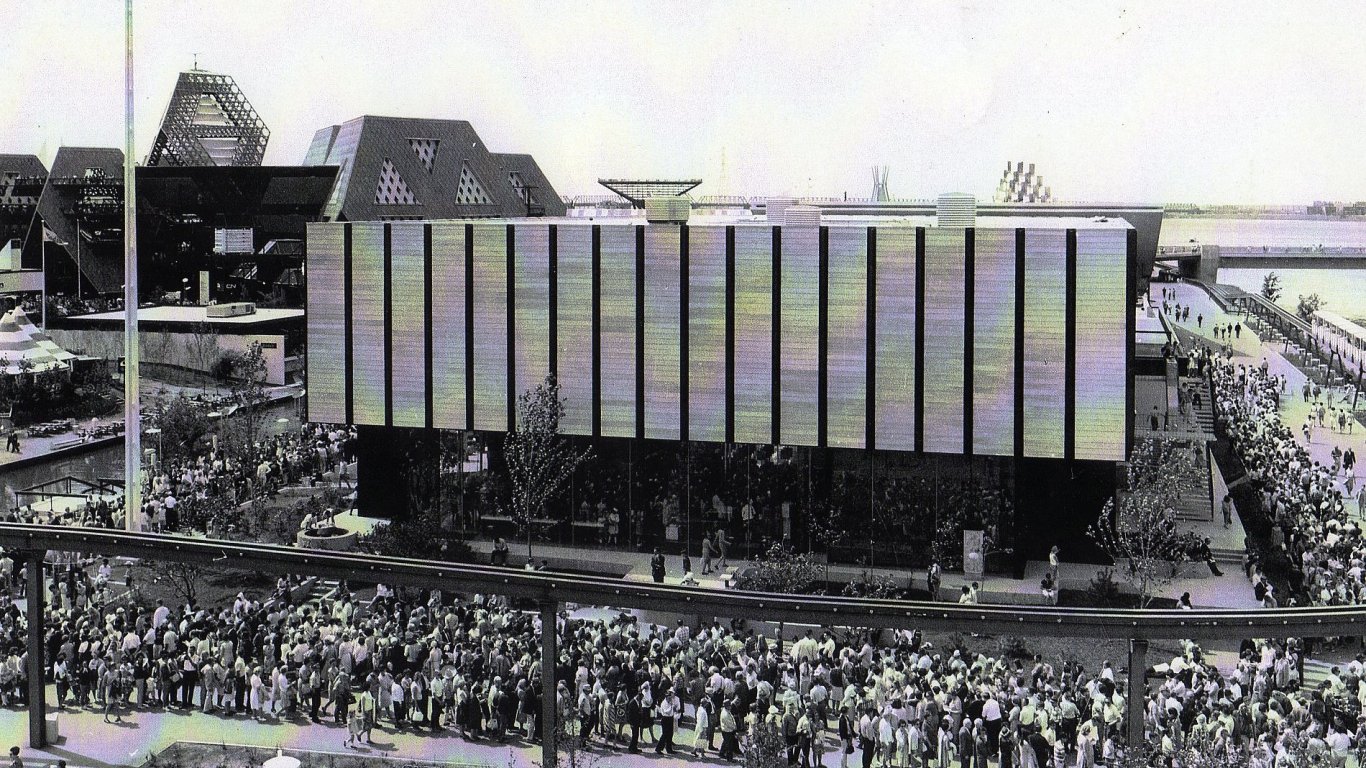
left=356, top=426, right=1119, bottom=570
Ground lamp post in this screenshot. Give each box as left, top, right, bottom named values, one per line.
left=40, top=230, right=68, bottom=330
left=207, top=411, right=222, bottom=456
left=145, top=427, right=162, bottom=471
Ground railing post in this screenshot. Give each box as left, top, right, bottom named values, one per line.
left=541, top=599, right=559, bottom=768
left=25, top=551, right=46, bottom=748
left=1127, top=638, right=1148, bottom=754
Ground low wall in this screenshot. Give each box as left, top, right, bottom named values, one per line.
left=47, top=328, right=287, bottom=385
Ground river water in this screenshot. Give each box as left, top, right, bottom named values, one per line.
left=1160, top=217, right=1366, bottom=323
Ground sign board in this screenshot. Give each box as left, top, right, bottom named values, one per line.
left=214, top=228, right=254, bottom=254
left=963, top=529, right=985, bottom=578
left=199, top=270, right=211, bottom=305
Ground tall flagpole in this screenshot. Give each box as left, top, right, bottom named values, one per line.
left=124, top=0, right=141, bottom=531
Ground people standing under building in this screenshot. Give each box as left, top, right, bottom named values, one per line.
left=650, top=549, right=666, bottom=583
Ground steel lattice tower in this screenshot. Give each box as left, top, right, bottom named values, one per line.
left=145, top=70, right=269, bottom=167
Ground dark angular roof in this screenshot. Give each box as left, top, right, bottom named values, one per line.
left=36, top=147, right=125, bottom=294
left=303, top=116, right=565, bottom=221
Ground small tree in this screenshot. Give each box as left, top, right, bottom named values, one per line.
left=1297, top=292, right=1325, bottom=321
left=144, top=560, right=199, bottom=608
left=187, top=321, right=221, bottom=390
left=1260, top=272, right=1283, bottom=302
left=222, top=343, right=268, bottom=463
left=501, top=375, right=593, bottom=559
left=1089, top=439, right=1200, bottom=608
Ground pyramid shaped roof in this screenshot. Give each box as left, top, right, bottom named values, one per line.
left=0, top=307, right=74, bottom=375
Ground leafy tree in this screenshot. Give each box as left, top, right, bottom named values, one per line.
left=1297, top=292, right=1325, bottom=321
left=1088, top=439, right=1202, bottom=608
left=221, top=343, right=268, bottom=463
left=1260, top=272, right=1283, bottom=302
left=152, top=394, right=211, bottom=463
left=500, top=375, right=593, bottom=558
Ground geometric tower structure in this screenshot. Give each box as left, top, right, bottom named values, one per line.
left=871, top=165, right=891, bottom=201
left=597, top=179, right=701, bottom=208
left=145, top=70, right=270, bottom=167
left=994, top=161, right=1052, bottom=203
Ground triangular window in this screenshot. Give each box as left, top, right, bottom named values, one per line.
left=192, top=94, right=232, bottom=127
left=374, top=158, right=418, bottom=205
left=508, top=172, right=535, bottom=205
left=456, top=163, right=493, bottom=205
left=408, top=138, right=440, bottom=173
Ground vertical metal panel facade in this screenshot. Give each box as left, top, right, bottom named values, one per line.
left=921, top=228, right=966, bottom=453
left=1023, top=229, right=1067, bottom=458
left=971, top=228, right=1016, bottom=456
left=826, top=227, right=868, bottom=449
left=430, top=223, right=467, bottom=430
left=874, top=228, right=916, bottom=451
left=471, top=223, right=507, bottom=431
left=1074, top=229, right=1128, bottom=460
left=389, top=223, right=427, bottom=428
left=556, top=226, right=593, bottom=434
left=349, top=223, right=387, bottom=425
left=780, top=225, right=819, bottom=446
left=598, top=226, right=637, bottom=438
left=307, top=219, right=1129, bottom=464
left=687, top=227, right=727, bottom=443
left=305, top=223, right=345, bottom=423
left=732, top=225, right=772, bottom=444
left=643, top=226, right=682, bottom=440
left=514, top=225, right=552, bottom=421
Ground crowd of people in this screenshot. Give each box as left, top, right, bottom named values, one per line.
left=0, top=548, right=1360, bottom=767
left=140, top=422, right=357, bottom=534
left=1206, top=340, right=1366, bottom=612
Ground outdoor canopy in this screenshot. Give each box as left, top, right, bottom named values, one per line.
left=0, top=307, right=77, bottom=375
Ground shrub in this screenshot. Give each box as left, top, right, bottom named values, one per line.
left=1087, top=569, right=1122, bottom=608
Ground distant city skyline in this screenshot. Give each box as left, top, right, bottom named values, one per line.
left=6, top=1, right=1366, bottom=203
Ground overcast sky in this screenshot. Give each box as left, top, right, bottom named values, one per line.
left=5, top=1, right=1366, bottom=203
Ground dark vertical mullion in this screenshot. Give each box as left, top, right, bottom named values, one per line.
left=1064, top=228, right=1077, bottom=462
left=591, top=225, right=602, bottom=438
left=680, top=225, right=690, bottom=443
left=464, top=224, right=474, bottom=431
left=1014, top=228, right=1026, bottom=460
left=423, top=224, right=433, bottom=430
left=1126, top=228, right=1138, bottom=458
left=343, top=223, right=353, bottom=425
left=771, top=226, right=782, bottom=446
left=866, top=227, right=877, bottom=451
left=548, top=225, right=558, bottom=385
left=303, top=226, right=310, bottom=423
left=636, top=225, right=646, bottom=441
left=963, top=228, right=974, bottom=456
left=817, top=227, right=829, bottom=448
left=913, top=227, right=926, bottom=453
left=383, top=224, right=393, bottom=428
left=506, top=225, right=517, bottom=431
left=725, top=226, right=735, bottom=445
